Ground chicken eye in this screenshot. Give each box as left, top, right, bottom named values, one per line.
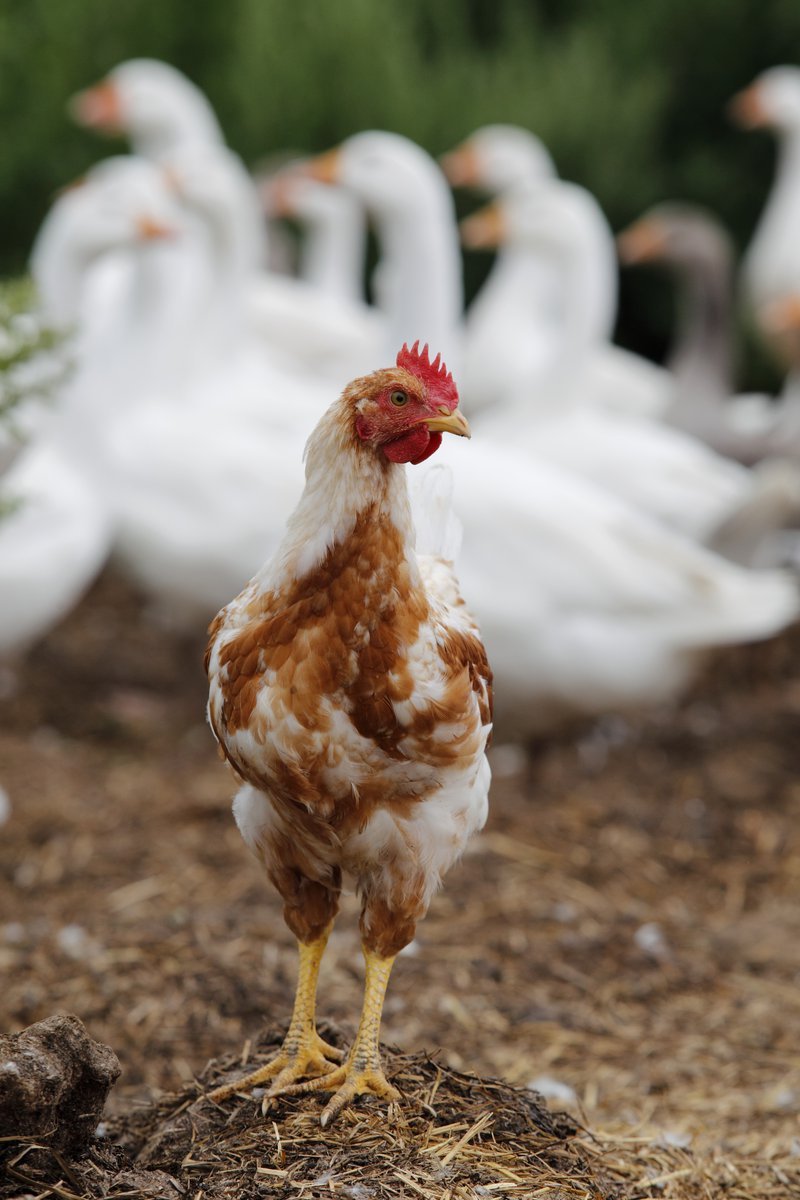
left=390, top=389, right=409, bottom=407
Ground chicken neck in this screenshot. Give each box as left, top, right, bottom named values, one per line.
left=261, top=393, right=419, bottom=593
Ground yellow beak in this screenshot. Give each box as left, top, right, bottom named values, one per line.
left=616, top=218, right=667, bottom=265
left=303, top=147, right=342, bottom=185
left=460, top=203, right=507, bottom=250
left=422, top=408, right=471, bottom=438
left=135, top=214, right=177, bottom=241
left=727, top=83, right=768, bottom=129
left=69, top=80, right=123, bottom=131
left=761, top=294, right=800, bottom=335
left=439, top=143, right=480, bottom=188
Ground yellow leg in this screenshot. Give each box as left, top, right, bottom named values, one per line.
left=207, top=926, right=342, bottom=1103
left=277, top=946, right=401, bottom=1127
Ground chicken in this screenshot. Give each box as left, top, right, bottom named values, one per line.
left=205, top=342, right=492, bottom=1126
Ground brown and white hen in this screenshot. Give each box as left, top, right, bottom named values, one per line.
left=205, top=343, right=492, bottom=1125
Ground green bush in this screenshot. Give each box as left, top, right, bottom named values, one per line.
left=1, top=0, right=798, bottom=381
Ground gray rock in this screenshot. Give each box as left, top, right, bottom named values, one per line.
left=0, top=1013, right=120, bottom=1154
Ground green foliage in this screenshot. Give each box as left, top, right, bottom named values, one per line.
left=0, top=276, right=70, bottom=462
left=1, top=0, right=799, bottom=380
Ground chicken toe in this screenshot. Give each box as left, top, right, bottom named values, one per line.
left=207, top=1028, right=343, bottom=1103
left=206, top=929, right=340, bottom=1104
left=275, top=947, right=400, bottom=1124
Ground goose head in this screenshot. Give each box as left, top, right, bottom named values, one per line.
left=440, top=124, right=555, bottom=195
left=616, top=204, right=733, bottom=278
left=460, top=178, right=618, bottom=347
left=729, top=66, right=800, bottom=135
left=265, top=163, right=358, bottom=227
left=306, top=131, right=453, bottom=223
left=304, top=132, right=463, bottom=369
left=71, top=58, right=223, bottom=159
left=461, top=178, right=604, bottom=260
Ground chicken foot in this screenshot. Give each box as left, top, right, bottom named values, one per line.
left=207, top=926, right=342, bottom=1103
left=277, top=946, right=401, bottom=1127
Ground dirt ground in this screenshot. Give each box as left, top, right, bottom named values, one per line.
left=1, top=570, right=799, bottom=1198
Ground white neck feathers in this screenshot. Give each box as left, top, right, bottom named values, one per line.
left=257, top=399, right=417, bottom=590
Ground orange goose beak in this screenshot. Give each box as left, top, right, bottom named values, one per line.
left=70, top=79, right=124, bottom=133
left=727, top=83, right=770, bottom=130
left=439, top=144, right=481, bottom=188
left=616, top=218, right=668, bottom=265
left=303, top=147, right=342, bottom=186
left=135, top=214, right=178, bottom=241
left=459, top=203, right=507, bottom=250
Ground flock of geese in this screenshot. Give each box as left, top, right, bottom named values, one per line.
left=4, top=58, right=800, bottom=736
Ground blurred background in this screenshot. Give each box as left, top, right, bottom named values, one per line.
left=0, top=0, right=796, bottom=383
left=1, top=6, right=800, bottom=1196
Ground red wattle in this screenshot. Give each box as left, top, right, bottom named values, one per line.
left=382, top=426, right=442, bottom=464
left=411, top=431, right=442, bottom=463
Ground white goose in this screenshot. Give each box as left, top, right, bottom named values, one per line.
left=81, top=153, right=330, bottom=618
left=161, top=140, right=266, bottom=368
left=427, top=435, right=799, bottom=734
left=0, top=164, right=181, bottom=656
left=449, top=128, right=670, bottom=417
left=441, top=124, right=556, bottom=196
left=163, top=139, right=382, bottom=391
left=71, top=58, right=224, bottom=160
left=306, top=131, right=465, bottom=377
left=730, top=66, right=800, bottom=365
left=26, top=157, right=281, bottom=627
left=230, top=130, right=466, bottom=390
left=461, top=184, right=759, bottom=543
left=441, top=125, right=562, bottom=411
left=71, top=60, right=384, bottom=386
left=0, top=440, right=111, bottom=658
left=31, top=155, right=193, bottom=397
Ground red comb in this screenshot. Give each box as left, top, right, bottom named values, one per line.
left=396, top=341, right=459, bottom=410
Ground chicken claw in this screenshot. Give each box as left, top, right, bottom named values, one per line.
left=206, top=929, right=341, bottom=1104
left=207, top=1029, right=343, bottom=1103
left=274, top=947, right=400, bottom=1125
left=279, top=1057, right=401, bottom=1127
